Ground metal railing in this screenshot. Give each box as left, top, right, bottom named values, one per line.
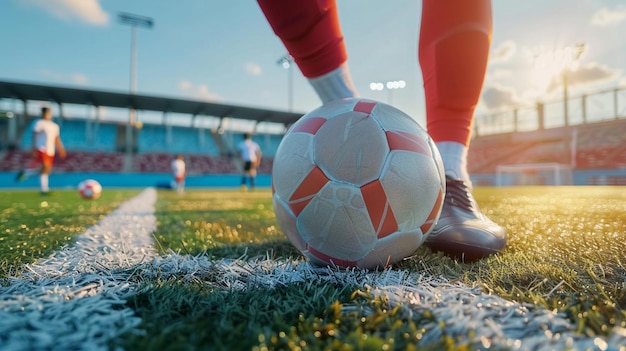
left=474, top=86, right=626, bottom=136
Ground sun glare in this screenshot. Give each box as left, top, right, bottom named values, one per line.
left=530, top=45, right=586, bottom=93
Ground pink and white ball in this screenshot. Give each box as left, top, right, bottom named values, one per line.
left=78, top=179, right=102, bottom=200
left=272, top=98, right=445, bottom=269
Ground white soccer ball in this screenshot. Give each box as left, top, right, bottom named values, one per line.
left=272, top=98, right=446, bottom=269
left=78, top=179, right=102, bottom=200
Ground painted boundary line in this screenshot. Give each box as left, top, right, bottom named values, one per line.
left=143, top=255, right=626, bottom=350
left=1, top=187, right=625, bottom=350
left=0, top=188, right=158, bottom=351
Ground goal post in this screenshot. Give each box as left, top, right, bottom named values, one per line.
left=495, top=163, right=573, bottom=186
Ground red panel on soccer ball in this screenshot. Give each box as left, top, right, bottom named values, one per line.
left=420, top=187, right=444, bottom=234
left=386, top=130, right=432, bottom=156
left=291, top=117, right=327, bottom=135
left=353, top=100, right=377, bottom=114
left=307, top=244, right=357, bottom=268
left=288, top=166, right=330, bottom=215
left=361, top=180, right=398, bottom=239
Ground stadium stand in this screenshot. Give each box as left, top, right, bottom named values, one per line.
left=2, top=81, right=624, bottom=184
left=137, top=125, right=220, bottom=156
left=468, top=118, right=626, bottom=175
left=0, top=150, right=124, bottom=173
left=4, top=116, right=624, bottom=177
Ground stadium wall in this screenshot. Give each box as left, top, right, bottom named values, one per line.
left=471, top=168, right=626, bottom=186
left=0, top=172, right=272, bottom=190
left=3, top=169, right=624, bottom=190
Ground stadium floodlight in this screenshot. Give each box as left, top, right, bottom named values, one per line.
left=118, top=12, right=153, bottom=155
left=118, top=12, right=154, bottom=94
left=277, top=54, right=294, bottom=112
left=369, top=80, right=406, bottom=104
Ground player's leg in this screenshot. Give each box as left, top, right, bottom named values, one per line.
left=15, top=152, right=42, bottom=181
left=257, top=0, right=358, bottom=103
left=178, top=179, right=185, bottom=194
left=39, top=153, right=54, bottom=194
left=249, top=167, right=257, bottom=190
left=418, top=0, right=506, bottom=261
left=175, top=175, right=183, bottom=194
left=241, top=162, right=251, bottom=191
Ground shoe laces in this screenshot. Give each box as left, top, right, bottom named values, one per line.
left=444, top=176, right=474, bottom=211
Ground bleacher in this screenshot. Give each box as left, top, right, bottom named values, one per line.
left=137, top=125, right=222, bottom=156
left=60, top=120, right=117, bottom=152
left=4, top=112, right=625, bottom=179
left=3, top=119, right=280, bottom=174
left=0, top=150, right=124, bottom=173
left=468, top=118, right=626, bottom=174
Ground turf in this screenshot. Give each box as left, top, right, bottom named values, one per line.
left=2, top=186, right=626, bottom=350
left=0, top=189, right=139, bottom=278
left=127, top=187, right=626, bottom=350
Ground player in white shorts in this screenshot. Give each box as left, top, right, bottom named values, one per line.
left=237, top=133, right=262, bottom=191
left=16, top=106, right=66, bottom=194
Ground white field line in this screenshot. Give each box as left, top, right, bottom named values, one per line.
left=0, top=188, right=158, bottom=351
left=1, top=188, right=626, bottom=351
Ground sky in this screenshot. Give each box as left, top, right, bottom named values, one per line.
left=1, top=0, right=625, bottom=129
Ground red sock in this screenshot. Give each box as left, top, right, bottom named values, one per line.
left=257, top=0, right=347, bottom=78
left=419, top=0, right=492, bottom=146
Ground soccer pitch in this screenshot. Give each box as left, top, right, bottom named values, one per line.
left=1, top=187, right=625, bottom=350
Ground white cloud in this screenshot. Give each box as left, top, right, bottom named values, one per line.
left=481, top=84, right=523, bottom=110
left=19, top=0, right=109, bottom=26
left=178, top=80, right=192, bottom=91
left=245, top=62, right=262, bottom=76
left=490, top=40, right=516, bottom=64
left=546, top=62, right=621, bottom=92
left=489, top=68, right=513, bottom=80
left=178, top=80, right=222, bottom=102
left=39, top=69, right=88, bottom=85
left=70, top=73, right=88, bottom=85
left=590, top=7, right=626, bottom=27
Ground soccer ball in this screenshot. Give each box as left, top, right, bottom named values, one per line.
left=78, top=179, right=102, bottom=200
left=272, top=98, right=445, bottom=269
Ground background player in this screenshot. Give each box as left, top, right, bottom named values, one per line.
left=257, top=0, right=506, bottom=261
left=237, top=133, right=262, bottom=191
left=171, top=154, right=187, bottom=194
left=16, top=106, right=66, bottom=194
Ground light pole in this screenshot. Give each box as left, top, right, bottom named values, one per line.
left=562, top=43, right=585, bottom=127
left=369, top=80, right=406, bottom=104
left=277, top=54, right=294, bottom=112
left=119, top=12, right=153, bottom=155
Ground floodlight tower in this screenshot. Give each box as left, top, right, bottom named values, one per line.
left=119, top=12, right=153, bottom=155
left=562, top=43, right=586, bottom=126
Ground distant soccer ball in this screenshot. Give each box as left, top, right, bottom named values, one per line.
left=78, top=179, right=102, bottom=200
left=272, top=98, right=446, bottom=269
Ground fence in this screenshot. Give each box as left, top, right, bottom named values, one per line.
left=474, top=86, right=626, bottom=136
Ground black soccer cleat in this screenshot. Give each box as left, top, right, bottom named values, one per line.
left=424, top=176, right=507, bottom=262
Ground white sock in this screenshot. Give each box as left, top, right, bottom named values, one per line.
left=40, top=173, right=49, bottom=192
left=308, top=64, right=359, bottom=104
left=436, top=141, right=470, bottom=184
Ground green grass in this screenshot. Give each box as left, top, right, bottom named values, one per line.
left=0, top=189, right=139, bottom=278
left=152, top=190, right=298, bottom=259
left=2, top=186, right=626, bottom=350
left=126, top=187, right=626, bottom=350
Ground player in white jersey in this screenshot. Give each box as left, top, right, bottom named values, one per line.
left=237, top=133, right=262, bottom=191
left=16, top=107, right=66, bottom=194
left=171, top=154, right=187, bottom=194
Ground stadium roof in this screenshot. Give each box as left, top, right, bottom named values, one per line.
left=0, top=80, right=304, bottom=126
